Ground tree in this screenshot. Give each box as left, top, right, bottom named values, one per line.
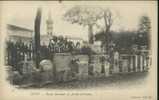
left=94, top=9, right=116, bottom=74
left=34, top=7, right=42, bottom=69
left=63, top=6, right=103, bottom=44
left=138, top=15, right=151, bottom=34
left=103, top=9, right=113, bottom=33
left=64, top=6, right=116, bottom=74
left=137, top=15, right=151, bottom=48
left=64, top=6, right=116, bottom=51
left=102, top=9, right=114, bottom=55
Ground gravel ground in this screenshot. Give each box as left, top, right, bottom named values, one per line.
left=23, top=71, right=149, bottom=90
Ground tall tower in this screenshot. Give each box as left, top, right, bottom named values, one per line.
left=46, top=10, right=53, bottom=36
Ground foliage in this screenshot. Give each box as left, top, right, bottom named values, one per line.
left=138, top=15, right=151, bottom=34
left=63, top=6, right=103, bottom=26
left=95, top=15, right=151, bottom=51
left=136, top=15, right=151, bottom=48
left=63, top=6, right=104, bottom=44
left=95, top=30, right=150, bottom=51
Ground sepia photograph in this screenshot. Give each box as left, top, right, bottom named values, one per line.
left=0, top=0, right=157, bottom=100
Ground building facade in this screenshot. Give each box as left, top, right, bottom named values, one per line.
left=7, top=24, right=33, bottom=44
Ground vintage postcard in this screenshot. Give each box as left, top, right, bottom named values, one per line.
left=0, top=0, right=157, bottom=100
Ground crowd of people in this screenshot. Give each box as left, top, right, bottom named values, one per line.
left=6, top=36, right=85, bottom=69
left=6, top=40, right=32, bottom=70
left=47, top=36, right=81, bottom=53
left=40, top=36, right=82, bottom=59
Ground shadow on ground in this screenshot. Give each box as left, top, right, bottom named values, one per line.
left=21, top=72, right=149, bottom=90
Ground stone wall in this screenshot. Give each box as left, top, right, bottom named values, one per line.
left=91, top=55, right=110, bottom=77
left=53, top=53, right=89, bottom=80
left=53, top=53, right=110, bottom=80
left=53, top=53, right=72, bottom=72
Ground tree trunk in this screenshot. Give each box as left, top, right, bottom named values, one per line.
left=34, top=8, right=42, bottom=69
left=88, top=24, right=94, bottom=44
left=103, top=13, right=113, bottom=74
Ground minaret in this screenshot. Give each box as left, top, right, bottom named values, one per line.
left=46, top=10, right=53, bottom=37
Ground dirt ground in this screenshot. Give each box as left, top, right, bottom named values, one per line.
left=22, top=71, right=149, bottom=90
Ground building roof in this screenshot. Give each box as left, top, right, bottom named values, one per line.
left=65, top=36, right=83, bottom=41
left=7, top=24, right=33, bottom=32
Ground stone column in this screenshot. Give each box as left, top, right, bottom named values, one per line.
left=133, top=56, right=135, bottom=72
left=140, top=55, right=143, bottom=72
left=138, top=55, right=141, bottom=72
left=128, top=56, right=131, bottom=72
left=31, top=52, right=33, bottom=60
left=119, top=60, right=122, bottom=72
left=145, top=56, right=149, bottom=71
left=135, top=55, right=138, bottom=72
left=142, top=55, right=145, bottom=71
left=143, top=56, right=146, bottom=71
left=24, top=54, right=27, bottom=62
left=130, top=56, right=133, bottom=72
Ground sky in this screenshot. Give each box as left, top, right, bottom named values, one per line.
left=1, top=1, right=156, bottom=41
